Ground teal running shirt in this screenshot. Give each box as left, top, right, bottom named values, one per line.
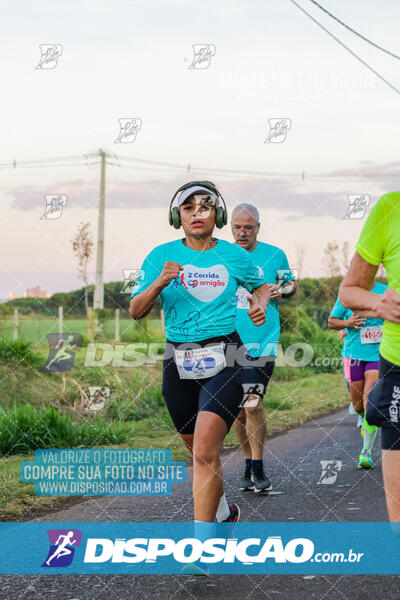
left=330, top=281, right=388, bottom=361
left=235, top=241, right=292, bottom=357
left=131, top=238, right=266, bottom=342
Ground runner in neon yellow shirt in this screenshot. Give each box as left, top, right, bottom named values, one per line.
left=339, top=191, right=400, bottom=521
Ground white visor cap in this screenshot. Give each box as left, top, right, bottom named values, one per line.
left=174, top=185, right=219, bottom=208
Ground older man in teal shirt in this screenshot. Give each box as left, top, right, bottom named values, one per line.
left=232, top=203, right=297, bottom=493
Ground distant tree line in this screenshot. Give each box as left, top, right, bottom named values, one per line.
left=3, top=282, right=162, bottom=319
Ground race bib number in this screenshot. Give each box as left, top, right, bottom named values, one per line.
left=360, top=326, right=383, bottom=344
left=174, top=344, right=226, bottom=379
left=236, top=286, right=251, bottom=309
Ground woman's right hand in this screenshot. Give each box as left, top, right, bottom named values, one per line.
left=157, top=261, right=184, bottom=288
left=346, top=313, right=367, bottom=329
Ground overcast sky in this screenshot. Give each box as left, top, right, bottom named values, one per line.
left=1, top=0, right=399, bottom=300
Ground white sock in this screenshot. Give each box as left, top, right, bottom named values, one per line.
left=194, top=520, right=217, bottom=543
left=215, top=493, right=230, bottom=522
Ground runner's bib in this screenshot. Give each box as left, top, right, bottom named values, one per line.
left=360, top=326, right=383, bottom=344
left=236, top=287, right=251, bottom=309
left=174, top=344, right=226, bottom=379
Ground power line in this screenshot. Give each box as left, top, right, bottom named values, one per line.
left=1, top=149, right=400, bottom=180
left=0, top=155, right=86, bottom=168
left=307, top=0, right=400, bottom=59
left=289, top=0, right=400, bottom=95
left=0, top=162, right=91, bottom=170
left=117, top=154, right=186, bottom=170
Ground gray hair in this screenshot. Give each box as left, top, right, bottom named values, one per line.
left=231, top=203, right=259, bottom=223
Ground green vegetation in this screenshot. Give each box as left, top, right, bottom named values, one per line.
left=0, top=353, right=349, bottom=518
left=0, top=275, right=360, bottom=518
left=0, top=404, right=133, bottom=456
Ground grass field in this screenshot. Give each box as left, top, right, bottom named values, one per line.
left=0, top=363, right=349, bottom=519
left=0, top=317, right=162, bottom=345
left=0, top=320, right=349, bottom=519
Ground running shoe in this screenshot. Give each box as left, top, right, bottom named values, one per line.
left=251, top=463, right=273, bottom=493
left=181, top=561, right=209, bottom=576
left=221, top=502, right=240, bottom=538
left=222, top=502, right=241, bottom=523
left=348, top=402, right=357, bottom=416
left=239, top=466, right=254, bottom=491
left=357, top=415, right=364, bottom=428
left=358, top=449, right=374, bottom=469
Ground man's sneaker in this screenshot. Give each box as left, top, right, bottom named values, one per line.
left=251, top=464, right=273, bottom=493
left=181, top=561, right=209, bottom=576
left=357, top=415, right=364, bottom=428
left=239, top=466, right=254, bottom=491
left=358, top=449, right=374, bottom=470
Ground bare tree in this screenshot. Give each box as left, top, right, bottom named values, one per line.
left=341, top=241, right=350, bottom=273
left=294, top=242, right=307, bottom=277
left=322, top=241, right=341, bottom=277
left=71, top=222, right=94, bottom=316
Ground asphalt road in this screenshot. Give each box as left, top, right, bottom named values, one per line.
left=1, top=408, right=398, bottom=600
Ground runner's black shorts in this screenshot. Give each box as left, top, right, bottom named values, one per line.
left=366, top=354, right=400, bottom=450
left=162, top=331, right=257, bottom=435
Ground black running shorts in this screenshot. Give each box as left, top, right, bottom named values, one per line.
left=162, top=331, right=253, bottom=435
left=240, top=354, right=275, bottom=400
left=366, top=355, right=400, bottom=450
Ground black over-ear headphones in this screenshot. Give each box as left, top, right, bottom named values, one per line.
left=168, top=180, right=228, bottom=229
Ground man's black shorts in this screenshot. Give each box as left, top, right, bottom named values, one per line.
left=162, top=331, right=261, bottom=435
left=366, top=354, right=400, bottom=450
left=240, top=354, right=276, bottom=402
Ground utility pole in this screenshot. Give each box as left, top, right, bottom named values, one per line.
left=94, top=149, right=106, bottom=309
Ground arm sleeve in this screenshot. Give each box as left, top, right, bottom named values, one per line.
left=356, top=195, right=388, bottom=266
left=130, top=249, right=162, bottom=299
left=238, top=252, right=267, bottom=291
left=330, top=297, right=347, bottom=319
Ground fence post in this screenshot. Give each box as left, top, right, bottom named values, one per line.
left=160, top=308, right=165, bottom=335
left=58, top=306, right=63, bottom=335
left=115, top=308, right=120, bottom=342
left=87, top=306, right=93, bottom=341
left=13, top=308, right=18, bottom=340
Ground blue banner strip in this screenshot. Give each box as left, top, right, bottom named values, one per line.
left=0, top=522, right=399, bottom=574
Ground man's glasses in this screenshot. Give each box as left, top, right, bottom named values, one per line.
left=232, top=225, right=257, bottom=232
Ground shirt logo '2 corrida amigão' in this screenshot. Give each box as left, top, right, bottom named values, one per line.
left=173, top=264, right=229, bottom=302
